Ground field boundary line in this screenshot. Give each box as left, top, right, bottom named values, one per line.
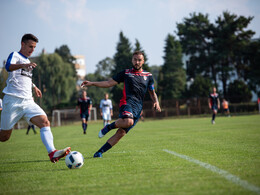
left=163, top=149, right=260, bottom=194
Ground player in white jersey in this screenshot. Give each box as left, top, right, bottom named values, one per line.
left=100, top=93, right=113, bottom=127
left=0, top=34, right=70, bottom=163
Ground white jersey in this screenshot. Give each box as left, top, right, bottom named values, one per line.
left=100, top=99, right=113, bottom=114
left=3, top=52, right=33, bottom=99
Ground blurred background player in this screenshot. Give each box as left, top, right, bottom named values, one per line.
left=100, top=93, right=113, bottom=127
left=0, top=34, right=70, bottom=163
left=222, top=98, right=230, bottom=117
left=26, top=124, right=37, bottom=135
left=81, top=51, right=161, bottom=158
left=76, top=90, right=92, bottom=134
left=208, top=87, right=220, bottom=124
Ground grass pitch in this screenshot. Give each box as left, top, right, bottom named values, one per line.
left=0, top=115, right=259, bottom=195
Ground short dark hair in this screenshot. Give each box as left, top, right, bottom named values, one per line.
left=133, top=51, right=144, bottom=57
left=21, top=34, right=39, bottom=43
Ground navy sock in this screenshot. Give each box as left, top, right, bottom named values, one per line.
left=107, top=122, right=116, bottom=130
left=98, top=142, right=112, bottom=154
left=82, top=123, right=87, bottom=131
left=212, top=114, right=216, bottom=120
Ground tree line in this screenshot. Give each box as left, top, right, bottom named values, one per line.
left=0, top=11, right=259, bottom=112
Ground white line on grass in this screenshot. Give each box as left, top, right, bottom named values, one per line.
left=163, top=149, right=260, bottom=194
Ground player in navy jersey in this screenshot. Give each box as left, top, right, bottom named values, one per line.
left=208, top=87, right=220, bottom=124
left=81, top=51, right=161, bottom=158
left=76, top=91, right=92, bottom=134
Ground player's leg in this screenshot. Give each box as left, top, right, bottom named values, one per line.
left=30, top=115, right=70, bottom=163
left=98, top=105, right=133, bottom=138
left=26, top=125, right=31, bottom=135
left=0, top=95, right=23, bottom=142
left=94, top=128, right=126, bottom=158
left=32, top=125, right=37, bottom=134
left=0, top=129, right=13, bottom=142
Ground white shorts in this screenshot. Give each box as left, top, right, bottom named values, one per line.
left=0, top=95, right=46, bottom=130
left=102, top=113, right=111, bottom=121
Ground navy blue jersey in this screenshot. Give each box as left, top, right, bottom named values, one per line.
left=77, top=97, right=92, bottom=114
left=112, top=68, right=154, bottom=116
left=208, top=93, right=219, bottom=107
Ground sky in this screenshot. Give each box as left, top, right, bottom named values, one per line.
left=0, top=0, right=259, bottom=74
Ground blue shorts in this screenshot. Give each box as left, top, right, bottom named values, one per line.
left=80, top=111, right=89, bottom=121
left=211, top=105, right=218, bottom=111
left=119, top=104, right=141, bottom=133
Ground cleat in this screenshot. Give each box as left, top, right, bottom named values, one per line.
left=98, top=125, right=110, bottom=138
left=93, top=152, right=102, bottom=158
left=48, top=147, right=71, bottom=163
left=211, top=120, right=215, bottom=124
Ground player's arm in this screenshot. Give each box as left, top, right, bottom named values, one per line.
left=217, top=98, right=220, bottom=109
left=7, top=63, right=37, bottom=71
left=89, top=103, right=92, bottom=114
left=32, top=83, right=42, bottom=98
left=148, top=90, right=161, bottom=112
left=208, top=98, right=212, bottom=109
left=81, top=78, right=118, bottom=88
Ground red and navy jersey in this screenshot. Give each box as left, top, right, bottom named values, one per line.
left=208, top=93, right=219, bottom=106
left=112, top=68, right=154, bottom=115
left=77, top=97, right=92, bottom=114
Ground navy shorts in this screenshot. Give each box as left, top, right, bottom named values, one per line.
left=211, top=105, right=218, bottom=111
left=80, top=111, right=89, bottom=121
left=119, top=104, right=141, bottom=133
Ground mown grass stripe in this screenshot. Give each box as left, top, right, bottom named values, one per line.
left=163, top=149, right=260, bottom=194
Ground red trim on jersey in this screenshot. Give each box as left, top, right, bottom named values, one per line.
left=119, top=82, right=127, bottom=107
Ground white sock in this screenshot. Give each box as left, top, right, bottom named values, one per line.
left=40, top=126, right=55, bottom=153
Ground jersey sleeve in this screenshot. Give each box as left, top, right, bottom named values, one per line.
left=148, top=75, right=155, bottom=91
left=112, top=70, right=125, bottom=84
left=5, top=52, right=17, bottom=71
left=100, top=100, right=103, bottom=108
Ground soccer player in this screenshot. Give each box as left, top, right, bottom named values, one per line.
left=208, top=87, right=220, bottom=124
left=222, top=99, right=230, bottom=117
left=81, top=51, right=161, bottom=158
left=76, top=90, right=92, bottom=134
left=100, top=93, right=113, bottom=127
left=0, top=34, right=71, bottom=163
left=26, top=124, right=37, bottom=135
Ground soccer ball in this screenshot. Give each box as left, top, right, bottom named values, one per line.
left=65, top=151, right=84, bottom=169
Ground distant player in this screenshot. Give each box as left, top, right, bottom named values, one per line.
left=0, top=34, right=71, bottom=163
left=26, top=124, right=37, bottom=134
left=81, top=51, right=161, bottom=158
left=100, top=93, right=113, bottom=127
left=76, top=90, right=92, bottom=134
left=222, top=99, right=230, bottom=117
left=208, top=87, right=220, bottom=124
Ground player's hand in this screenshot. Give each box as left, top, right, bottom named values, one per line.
left=81, top=81, right=91, bottom=88
left=34, top=86, right=42, bottom=98
left=23, top=62, right=37, bottom=70
left=153, top=102, right=161, bottom=112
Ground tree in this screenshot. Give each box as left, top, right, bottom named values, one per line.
left=94, top=57, right=115, bottom=79
left=213, top=11, right=255, bottom=97
left=177, top=12, right=215, bottom=83
left=55, top=45, right=76, bottom=64
left=32, top=53, right=77, bottom=111
left=227, top=80, right=252, bottom=103
left=243, top=39, right=260, bottom=97
left=158, top=34, right=186, bottom=99
left=189, top=75, right=212, bottom=98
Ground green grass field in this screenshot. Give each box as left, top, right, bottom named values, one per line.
left=0, top=115, right=259, bottom=195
